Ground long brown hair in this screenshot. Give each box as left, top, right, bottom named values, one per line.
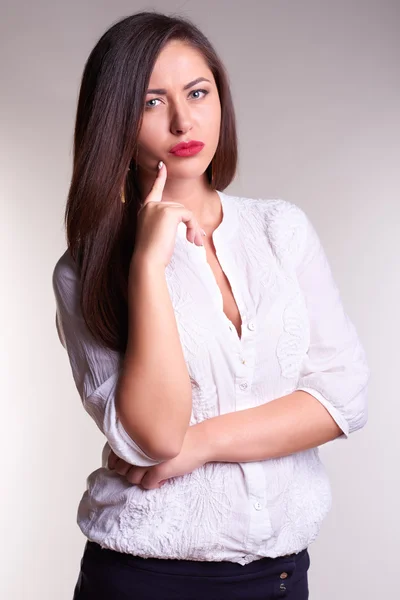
left=65, top=11, right=238, bottom=353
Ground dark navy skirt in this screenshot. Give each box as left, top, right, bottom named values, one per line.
left=73, top=540, right=310, bottom=599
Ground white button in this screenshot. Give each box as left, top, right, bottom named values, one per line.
left=248, top=322, right=255, bottom=331
left=241, top=358, right=246, bottom=364
left=239, top=382, right=248, bottom=390
left=254, top=501, right=262, bottom=510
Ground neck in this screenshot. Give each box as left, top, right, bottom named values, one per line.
left=137, top=171, right=221, bottom=229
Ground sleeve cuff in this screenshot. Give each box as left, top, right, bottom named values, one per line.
left=296, top=387, right=349, bottom=439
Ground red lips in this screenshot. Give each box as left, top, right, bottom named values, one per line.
left=169, top=140, right=204, bottom=153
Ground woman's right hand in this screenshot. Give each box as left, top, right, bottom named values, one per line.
left=132, top=161, right=206, bottom=269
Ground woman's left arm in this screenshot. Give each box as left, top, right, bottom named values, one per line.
left=197, top=203, right=370, bottom=463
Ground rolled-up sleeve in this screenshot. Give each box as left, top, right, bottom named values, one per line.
left=293, top=207, right=370, bottom=439
left=52, top=252, right=163, bottom=466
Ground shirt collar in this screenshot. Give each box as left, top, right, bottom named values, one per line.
left=176, top=189, right=239, bottom=243
left=213, top=189, right=239, bottom=242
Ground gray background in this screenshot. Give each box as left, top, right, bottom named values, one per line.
left=1, top=1, right=398, bottom=598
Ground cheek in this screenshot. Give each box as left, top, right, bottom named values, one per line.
left=137, top=123, right=153, bottom=144
left=203, top=103, right=221, bottom=139
left=137, top=125, right=164, bottom=159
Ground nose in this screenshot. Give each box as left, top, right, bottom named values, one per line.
left=169, top=104, right=193, bottom=136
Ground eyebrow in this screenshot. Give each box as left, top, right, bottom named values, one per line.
left=146, top=77, right=211, bottom=95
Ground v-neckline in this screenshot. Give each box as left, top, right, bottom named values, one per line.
left=203, top=249, right=243, bottom=343
left=188, top=190, right=243, bottom=344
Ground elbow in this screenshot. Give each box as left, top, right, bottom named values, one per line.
left=117, top=407, right=183, bottom=461
left=142, top=422, right=186, bottom=460
left=144, top=442, right=181, bottom=462
left=141, top=426, right=184, bottom=461
left=119, top=418, right=182, bottom=461
left=116, top=390, right=191, bottom=462
left=115, top=377, right=191, bottom=461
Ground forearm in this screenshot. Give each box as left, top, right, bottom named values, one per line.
left=198, top=391, right=343, bottom=463
left=117, top=256, right=192, bottom=460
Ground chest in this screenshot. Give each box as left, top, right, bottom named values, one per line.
left=202, top=238, right=242, bottom=340
left=166, top=221, right=312, bottom=423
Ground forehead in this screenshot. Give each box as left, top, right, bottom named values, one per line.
left=149, top=41, right=213, bottom=84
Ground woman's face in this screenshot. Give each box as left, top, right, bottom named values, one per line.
left=136, top=40, right=221, bottom=183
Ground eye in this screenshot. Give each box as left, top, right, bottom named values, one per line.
left=145, top=88, right=209, bottom=109
left=189, top=88, right=209, bottom=100
left=145, top=98, right=161, bottom=109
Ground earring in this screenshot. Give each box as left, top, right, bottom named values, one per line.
left=120, top=167, right=131, bottom=203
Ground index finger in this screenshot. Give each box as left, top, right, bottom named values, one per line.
left=142, top=160, right=167, bottom=206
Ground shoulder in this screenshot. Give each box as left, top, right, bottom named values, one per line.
left=228, top=193, right=310, bottom=267
left=228, top=193, right=308, bottom=229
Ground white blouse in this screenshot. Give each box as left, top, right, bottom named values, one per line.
left=52, top=191, right=370, bottom=565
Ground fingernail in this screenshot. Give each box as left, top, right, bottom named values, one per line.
left=201, top=229, right=207, bottom=237
left=158, top=161, right=163, bottom=170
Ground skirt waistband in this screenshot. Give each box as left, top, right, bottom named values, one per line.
left=85, top=541, right=308, bottom=577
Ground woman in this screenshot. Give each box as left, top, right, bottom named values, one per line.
left=52, top=10, right=370, bottom=600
